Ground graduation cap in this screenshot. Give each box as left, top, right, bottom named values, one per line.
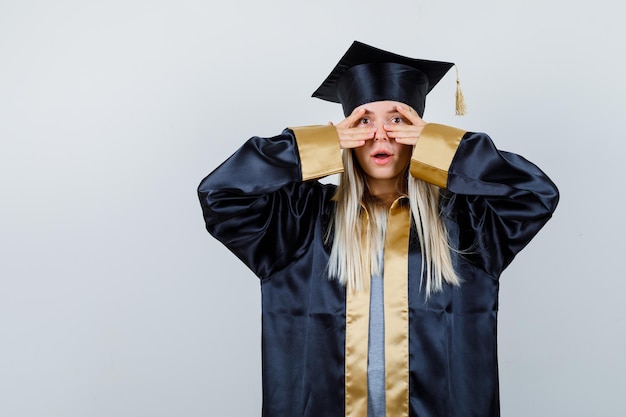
left=312, top=41, right=466, bottom=117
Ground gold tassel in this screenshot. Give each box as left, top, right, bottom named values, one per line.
left=455, top=65, right=467, bottom=116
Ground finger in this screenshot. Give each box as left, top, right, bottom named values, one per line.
left=343, top=126, right=376, bottom=137
left=394, top=137, right=419, bottom=146
left=340, top=135, right=374, bottom=149
left=389, top=129, right=419, bottom=146
left=383, top=124, right=421, bottom=138
left=383, top=124, right=421, bottom=146
left=396, top=104, right=426, bottom=126
left=337, top=107, right=366, bottom=128
left=337, top=124, right=376, bottom=139
left=338, top=129, right=375, bottom=148
left=337, top=127, right=376, bottom=149
left=340, top=140, right=365, bottom=149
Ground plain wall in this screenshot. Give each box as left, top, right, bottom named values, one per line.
left=1, top=0, right=624, bottom=416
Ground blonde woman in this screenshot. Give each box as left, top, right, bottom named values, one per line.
left=198, top=41, right=559, bottom=417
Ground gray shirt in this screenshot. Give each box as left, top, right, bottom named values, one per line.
left=367, top=270, right=385, bottom=417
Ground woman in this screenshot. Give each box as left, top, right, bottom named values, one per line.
left=198, top=41, right=559, bottom=417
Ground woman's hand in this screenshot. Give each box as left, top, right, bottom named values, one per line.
left=384, top=105, right=427, bottom=146
left=331, top=107, right=376, bottom=149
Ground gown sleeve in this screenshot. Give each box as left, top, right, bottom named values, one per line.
left=197, top=125, right=343, bottom=279
left=410, top=123, right=560, bottom=277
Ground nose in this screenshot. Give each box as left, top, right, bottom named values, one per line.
left=374, top=123, right=388, bottom=141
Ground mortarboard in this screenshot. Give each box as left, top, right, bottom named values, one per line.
left=312, top=41, right=465, bottom=117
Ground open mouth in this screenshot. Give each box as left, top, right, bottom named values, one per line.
left=372, top=150, right=392, bottom=158
left=371, top=151, right=393, bottom=164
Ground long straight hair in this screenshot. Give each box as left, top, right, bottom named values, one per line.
left=326, top=149, right=461, bottom=296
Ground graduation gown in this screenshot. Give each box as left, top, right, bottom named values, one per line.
left=197, top=123, right=559, bottom=417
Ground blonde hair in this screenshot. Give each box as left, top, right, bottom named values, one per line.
left=326, top=149, right=461, bottom=296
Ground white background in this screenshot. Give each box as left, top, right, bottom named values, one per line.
left=1, top=0, right=624, bottom=416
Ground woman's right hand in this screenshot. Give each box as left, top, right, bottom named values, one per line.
left=330, top=107, right=376, bottom=149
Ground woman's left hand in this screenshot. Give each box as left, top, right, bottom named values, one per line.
left=385, top=105, right=427, bottom=146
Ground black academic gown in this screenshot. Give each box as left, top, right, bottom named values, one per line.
left=198, top=123, right=559, bottom=417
